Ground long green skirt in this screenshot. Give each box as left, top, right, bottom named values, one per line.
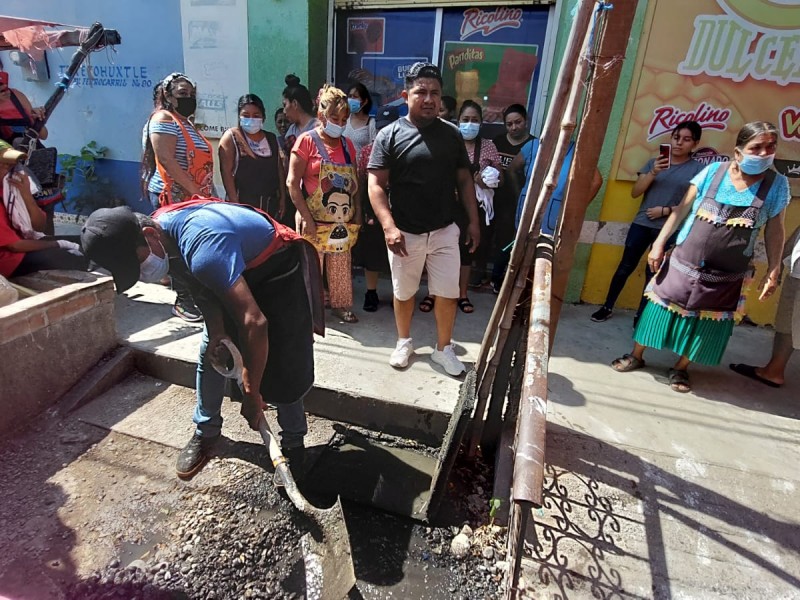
left=633, top=300, right=735, bottom=366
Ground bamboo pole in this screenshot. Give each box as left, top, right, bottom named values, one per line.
left=468, top=0, right=597, bottom=456
left=550, top=1, right=640, bottom=346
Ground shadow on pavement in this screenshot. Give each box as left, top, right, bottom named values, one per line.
left=523, top=423, right=800, bottom=599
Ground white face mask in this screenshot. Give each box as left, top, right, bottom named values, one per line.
left=323, top=121, right=345, bottom=138
left=240, top=117, right=263, bottom=134
left=139, top=241, right=169, bottom=283
left=459, top=122, right=480, bottom=141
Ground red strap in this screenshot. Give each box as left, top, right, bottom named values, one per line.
left=151, top=197, right=300, bottom=271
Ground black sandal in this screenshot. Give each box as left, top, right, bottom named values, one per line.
left=458, top=297, right=474, bottom=314
left=419, top=296, right=434, bottom=313
left=668, top=368, right=691, bottom=393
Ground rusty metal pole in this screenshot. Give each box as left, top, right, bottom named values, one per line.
left=550, top=0, right=640, bottom=348
left=505, top=237, right=554, bottom=600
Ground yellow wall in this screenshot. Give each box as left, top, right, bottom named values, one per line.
left=582, top=182, right=800, bottom=326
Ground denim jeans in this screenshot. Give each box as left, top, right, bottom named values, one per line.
left=603, top=223, right=661, bottom=314
left=194, top=326, right=308, bottom=448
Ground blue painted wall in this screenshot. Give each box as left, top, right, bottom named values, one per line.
left=1, top=0, right=184, bottom=211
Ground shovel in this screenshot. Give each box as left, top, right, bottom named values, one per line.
left=210, top=338, right=355, bottom=600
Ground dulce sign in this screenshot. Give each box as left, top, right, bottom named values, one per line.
left=619, top=0, right=800, bottom=194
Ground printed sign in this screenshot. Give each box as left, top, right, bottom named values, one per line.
left=459, top=7, right=523, bottom=40
left=180, top=0, right=248, bottom=138
left=619, top=0, right=800, bottom=193
left=441, top=41, right=538, bottom=124
left=347, top=18, right=386, bottom=55
left=439, top=6, right=547, bottom=125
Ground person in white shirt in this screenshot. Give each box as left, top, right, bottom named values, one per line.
left=730, top=225, right=800, bottom=388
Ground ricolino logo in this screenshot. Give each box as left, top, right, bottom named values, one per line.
left=460, top=7, right=522, bottom=40
left=648, top=102, right=731, bottom=140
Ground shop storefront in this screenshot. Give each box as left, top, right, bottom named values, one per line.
left=332, top=1, right=556, bottom=133
left=583, top=0, right=800, bottom=325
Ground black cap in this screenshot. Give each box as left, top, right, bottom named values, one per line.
left=405, top=62, right=443, bottom=85
left=375, top=105, right=400, bottom=130
left=81, top=206, right=144, bottom=293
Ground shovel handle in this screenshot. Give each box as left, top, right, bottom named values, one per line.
left=257, top=418, right=306, bottom=509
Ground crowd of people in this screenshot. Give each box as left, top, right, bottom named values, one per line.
left=2, top=59, right=797, bottom=479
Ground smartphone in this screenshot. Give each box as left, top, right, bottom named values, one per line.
left=659, top=143, right=672, bottom=168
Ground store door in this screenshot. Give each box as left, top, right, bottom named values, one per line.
left=333, top=5, right=552, bottom=129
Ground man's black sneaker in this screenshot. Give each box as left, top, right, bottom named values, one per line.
left=491, top=281, right=502, bottom=295
left=363, top=289, right=379, bottom=312
left=590, top=306, right=613, bottom=322
left=172, top=298, right=204, bottom=323
left=176, top=433, right=219, bottom=479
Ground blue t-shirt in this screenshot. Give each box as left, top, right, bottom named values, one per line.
left=157, top=203, right=275, bottom=296
left=676, top=162, right=791, bottom=256
left=515, top=139, right=574, bottom=234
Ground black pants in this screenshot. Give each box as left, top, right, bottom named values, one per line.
left=13, top=246, right=88, bottom=277
left=603, top=222, right=661, bottom=314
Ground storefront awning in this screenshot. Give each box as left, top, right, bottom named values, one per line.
left=0, top=15, right=89, bottom=59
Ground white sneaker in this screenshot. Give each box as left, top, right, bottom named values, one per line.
left=431, top=344, right=466, bottom=376
left=389, top=338, right=414, bottom=368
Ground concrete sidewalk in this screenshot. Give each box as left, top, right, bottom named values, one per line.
left=114, top=274, right=800, bottom=598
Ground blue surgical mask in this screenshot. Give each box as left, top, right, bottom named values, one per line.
left=239, top=117, right=263, bottom=134
left=347, top=98, right=362, bottom=114
left=738, top=153, right=775, bottom=175
left=324, top=121, right=345, bottom=139
left=139, top=241, right=169, bottom=283
left=459, top=122, right=480, bottom=141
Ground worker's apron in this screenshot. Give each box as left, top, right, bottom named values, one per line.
left=648, top=163, right=775, bottom=320
left=302, top=130, right=359, bottom=253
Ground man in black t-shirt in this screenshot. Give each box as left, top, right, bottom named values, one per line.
left=368, top=62, right=480, bottom=377
left=491, top=104, right=535, bottom=292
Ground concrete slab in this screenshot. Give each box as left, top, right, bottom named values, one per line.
left=114, top=274, right=497, bottom=442
left=519, top=305, right=800, bottom=599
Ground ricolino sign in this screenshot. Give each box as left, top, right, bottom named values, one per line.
left=618, top=0, right=800, bottom=190
left=460, top=7, right=522, bottom=41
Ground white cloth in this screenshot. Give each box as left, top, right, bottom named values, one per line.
left=2, top=167, right=44, bottom=240
left=475, top=186, right=495, bottom=226
left=787, top=227, right=800, bottom=279
left=476, top=165, right=500, bottom=226
left=481, top=165, right=500, bottom=188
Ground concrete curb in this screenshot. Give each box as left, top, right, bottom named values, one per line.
left=127, top=343, right=451, bottom=447
left=60, top=347, right=136, bottom=414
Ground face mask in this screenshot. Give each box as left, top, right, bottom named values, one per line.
left=139, top=242, right=169, bottom=283
left=347, top=98, right=362, bottom=114
left=174, top=97, right=197, bottom=118
left=324, top=121, right=345, bottom=139
left=737, top=153, right=775, bottom=175
left=240, top=117, right=263, bottom=134
left=459, top=122, right=480, bottom=141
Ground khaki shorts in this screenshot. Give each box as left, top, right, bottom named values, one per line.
left=389, top=223, right=460, bottom=301
left=774, top=276, right=800, bottom=349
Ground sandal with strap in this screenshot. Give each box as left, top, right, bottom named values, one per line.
left=458, top=297, right=475, bottom=314
left=419, top=296, right=435, bottom=313
left=332, top=308, right=359, bottom=323
left=668, top=368, right=691, bottom=393
left=611, top=353, right=645, bottom=372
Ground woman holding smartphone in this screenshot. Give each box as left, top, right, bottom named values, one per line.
left=610, top=121, right=790, bottom=393
left=591, top=120, right=703, bottom=324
